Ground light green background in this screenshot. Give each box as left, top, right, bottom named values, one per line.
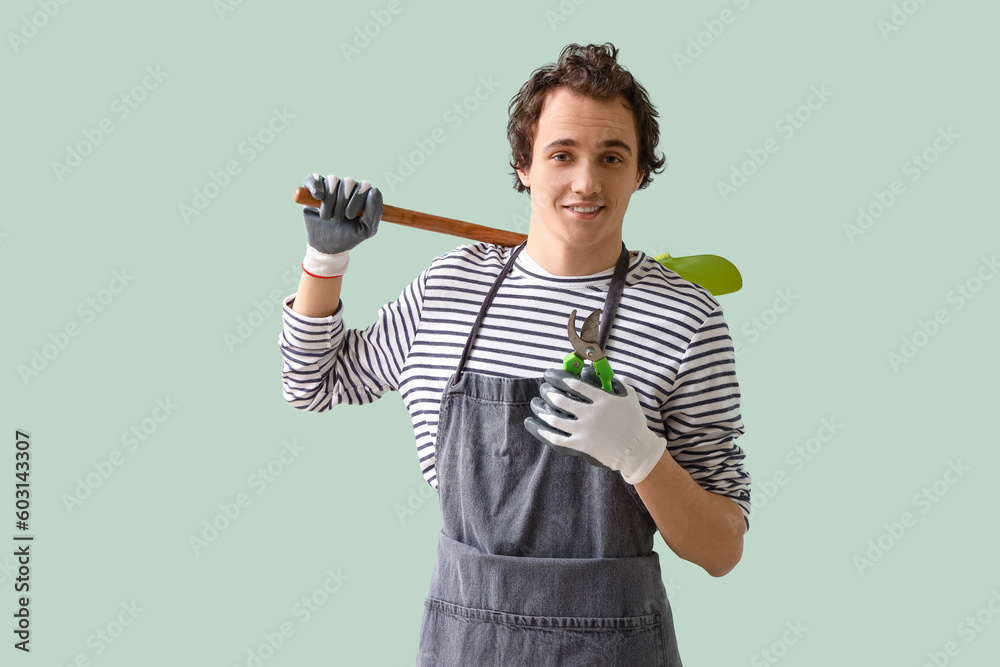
left=3, top=0, right=998, bottom=664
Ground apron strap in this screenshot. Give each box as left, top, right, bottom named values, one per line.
left=452, top=241, right=630, bottom=386
left=599, top=243, right=630, bottom=352
left=452, top=242, right=527, bottom=386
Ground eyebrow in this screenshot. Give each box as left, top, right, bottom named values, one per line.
left=541, top=138, right=633, bottom=156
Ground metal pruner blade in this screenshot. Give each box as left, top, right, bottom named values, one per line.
left=567, top=308, right=604, bottom=361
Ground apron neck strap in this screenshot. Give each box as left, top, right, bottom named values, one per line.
left=599, top=242, right=630, bottom=352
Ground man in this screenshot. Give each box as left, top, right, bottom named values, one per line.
left=279, top=42, right=750, bottom=665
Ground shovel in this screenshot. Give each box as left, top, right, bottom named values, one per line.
left=293, top=187, right=742, bottom=296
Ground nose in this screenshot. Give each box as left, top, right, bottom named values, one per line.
left=570, top=160, right=600, bottom=196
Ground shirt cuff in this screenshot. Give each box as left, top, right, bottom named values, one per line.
left=280, top=293, right=344, bottom=350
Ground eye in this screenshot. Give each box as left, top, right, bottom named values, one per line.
left=552, top=153, right=570, bottom=162
left=604, top=156, right=623, bottom=164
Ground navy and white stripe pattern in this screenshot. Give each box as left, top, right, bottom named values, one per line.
left=279, top=243, right=751, bottom=530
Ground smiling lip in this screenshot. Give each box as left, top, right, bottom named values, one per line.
left=564, top=204, right=604, bottom=218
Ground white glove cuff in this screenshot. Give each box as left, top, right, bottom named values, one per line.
left=302, top=245, right=349, bottom=278
left=620, top=431, right=667, bottom=486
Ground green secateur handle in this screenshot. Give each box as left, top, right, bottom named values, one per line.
left=563, top=352, right=615, bottom=392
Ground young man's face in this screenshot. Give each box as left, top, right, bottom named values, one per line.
left=517, top=87, right=644, bottom=262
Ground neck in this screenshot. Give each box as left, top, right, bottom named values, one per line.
left=524, top=233, right=622, bottom=277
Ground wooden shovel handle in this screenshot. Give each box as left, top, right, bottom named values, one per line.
left=293, top=187, right=527, bottom=247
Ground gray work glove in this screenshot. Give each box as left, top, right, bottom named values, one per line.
left=523, top=365, right=665, bottom=486
left=300, top=174, right=383, bottom=278
left=525, top=366, right=625, bottom=473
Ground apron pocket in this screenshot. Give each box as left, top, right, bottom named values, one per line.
left=418, top=597, right=500, bottom=667
left=421, top=597, right=665, bottom=667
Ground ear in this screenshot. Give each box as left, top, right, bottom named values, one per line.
left=634, top=169, right=644, bottom=191
left=517, top=167, right=530, bottom=189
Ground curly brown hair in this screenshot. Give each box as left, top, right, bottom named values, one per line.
left=507, top=42, right=666, bottom=194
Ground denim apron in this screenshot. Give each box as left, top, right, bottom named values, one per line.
left=417, top=242, right=682, bottom=666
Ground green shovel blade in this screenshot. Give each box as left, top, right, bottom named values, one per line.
left=653, top=252, right=743, bottom=296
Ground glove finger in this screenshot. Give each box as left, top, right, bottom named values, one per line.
left=344, top=180, right=371, bottom=219
left=580, top=366, right=629, bottom=397
left=610, top=377, right=629, bottom=398
left=552, top=446, right=614, bottom=472
left=542, top=369, right=595, bottom=405
left=580, top=366, right=601, bottom=388
left=360, top=186, right=383, bottom=237
left=549, top=367, right=619, bottom=402
left=529, top=396, right=572, bottom=421
left=333, top=177, right=357, bottom=221
left=304, top=173, right=326, bottom=201
left=525, top=418, right=612, bottom=471
left=320, top=175, right=340, bottom=221
left=339, top=176, right=358, bottom=213
left=523, top=416, right=571, bottom=447
left=538, top=382, right=583, bottom=417
left=529, top=397, right=574, bottom=433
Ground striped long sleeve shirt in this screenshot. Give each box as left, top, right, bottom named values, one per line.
left=279, top=243, right=751, bottom=530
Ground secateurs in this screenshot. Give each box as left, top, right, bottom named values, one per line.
left=563, top=308, right=615, bottom=392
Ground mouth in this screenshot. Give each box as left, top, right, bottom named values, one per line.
left=564, top=205, right=604, bottom=219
